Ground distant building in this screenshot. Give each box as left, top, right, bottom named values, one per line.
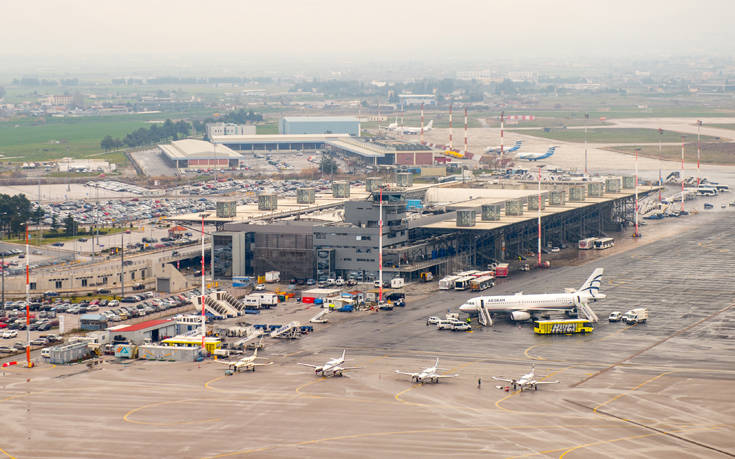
left=206, top=123, right=255, bottom=138
left=398, top=94, right=436, bottom=107
left=158, top=139, right=244, bottom=170
left=46, top=95, right=73, bottom=106
left=107, top=319, right=176, bottom=345
left=280, top=116, right=360, bottom=136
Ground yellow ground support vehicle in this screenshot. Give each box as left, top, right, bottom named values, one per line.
left=533, top=319, right=594, bottom=335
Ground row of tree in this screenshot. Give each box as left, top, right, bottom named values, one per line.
left=101, top=118, right=191, bottom=151
left=0, top=194, right=43, bottom=238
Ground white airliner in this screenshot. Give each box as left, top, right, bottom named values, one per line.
left=516, top=146, right=557, bottom=161
left=485, top=140, right=522, bottom=154
left=388, top=119, right=433, bottom=135
left=298, top=350, right=359, bottom=377
left=458, top=268, right=604, bottom=325
left=216, top=342, right=273, bottom=372
left=394, top=358, right=459, bottom=384
left=492, top=365, right=559, bottom=391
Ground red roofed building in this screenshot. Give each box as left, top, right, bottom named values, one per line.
left=168, top=225, right=189, bottom=239
left=108, top=319, right=176, bottom=344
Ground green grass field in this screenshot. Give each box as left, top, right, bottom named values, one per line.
left=507, top=127, right=720, bottom=144
left=256, top=123, right=279, bottom=134
left=607, top=143, right=735, bottom=165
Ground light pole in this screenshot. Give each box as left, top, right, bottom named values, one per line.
left=584, top=113, right=589, bottom=175
left=200, top=213, right=208, bottom=350
left=696, top=120, right=702, bottom=188
left=23, top=222, right=31, bottom=368
left=120, top=230, right=125, bottom=298
left=633, top=148, right=641, bottom=238
left=658, top=128, right=663, bottom=203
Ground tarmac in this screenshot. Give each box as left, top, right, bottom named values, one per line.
left=1, top=197, right=735, bottom=458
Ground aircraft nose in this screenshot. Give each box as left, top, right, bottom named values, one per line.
left=459, top=304, right=472, bottom=312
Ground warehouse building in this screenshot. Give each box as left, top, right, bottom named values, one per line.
left=280, top=116, right=360, bottom=136
left=159, top=139, right=244, bottom=169
left=206, top=123, right=255, bottom=138
left=398, top=94, right=436, bottom=107
left=108, top=319, right=177, bottom=345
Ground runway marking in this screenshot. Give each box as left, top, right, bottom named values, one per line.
left=571, top=302, right=735, bottom=388
left=523, top=343, right=548, bottom=360
left=593, top=371, right=672, bottom=414
left=123, top=399, right=221, bottom=426
left=204, top=375, right=228, bottom=392
left=503, top=424, right=728, bottom=459
left=597, top=323, right=636, bottom=341
left=0, top=447, right=15, bottom=459
left=202, top=423, right=619, bottom=458
left=294, top=377, right=326, bottom=395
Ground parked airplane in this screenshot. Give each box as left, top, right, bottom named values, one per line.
left=388, top=119, right=433, bottom=135
left=492, top=365, right=559, bottom=391
left=458, top=268, right=604, bottom=325
left=484, top=140, right=522, bottom=154
left=516, top=146, right=557, bottom=161
left=217, top=342, right=273, bottom=372
left=298, top=350, right=359, bottom=377
left=394, top=358, right=459, bottom=384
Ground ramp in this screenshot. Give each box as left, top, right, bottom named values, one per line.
left=220, top=291, right=246, bottom=312
left=270, top=321, right=301, bottom=339
left=233, top=329, right=263, bottom=348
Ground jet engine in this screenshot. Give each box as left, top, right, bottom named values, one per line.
left=510, top=311, right=531, bottom=321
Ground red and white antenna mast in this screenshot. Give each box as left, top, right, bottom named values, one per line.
left=25, top=224, right=31, bottom=367
left=420, top=102, right=425, bottom=144
left=378, top=187, right=383, bottom=303
left=680, top=136, right=686, bottom=213
left=201, top=214, right=206, bottom=351
left=463, top=106, right=469, bottom=156
left=634, top=148, right=640, bottom=238
left=696, top=120, right=702, bottom=188
left=537, top=167, right=542, bottom=267
left=448, top=103, right=453, bottom=150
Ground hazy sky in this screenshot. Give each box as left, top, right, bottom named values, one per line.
left=2, top=0, right=734, bottom=64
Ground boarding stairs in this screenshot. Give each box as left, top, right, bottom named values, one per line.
left=219, top=291, right=246, bottom=312
left=270, top=321, right=301, bottom=339
left=233, top=328, right=264, bottom=348
left=310, top=310, right=329, bottom=323
left=578, top=302, right=599, bottom=323
left=477, top=301, right=492, bottom=327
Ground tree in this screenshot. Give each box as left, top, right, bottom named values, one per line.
left=319, top=157, right=338, bottom=174
left=0, top=193, right=32, bottom=237
left=63, top=214, right=78, bottom=236
left=51, top=215, right=59, bottom=232
left=31, top=206, right=44, bottom=227
left=100, top=135, right=115, bottom=151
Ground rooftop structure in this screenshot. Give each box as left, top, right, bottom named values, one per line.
left=158, top=139, right=243, bottom=169
left=280, top=116, right=360, bottom=136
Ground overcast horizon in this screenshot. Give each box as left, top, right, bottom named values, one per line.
left=2, top=0, right=735, bottom=76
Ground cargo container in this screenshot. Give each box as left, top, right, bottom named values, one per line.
left=390, top=278, right=405, bottom=289
left=265, top=271, right=280, bottom=283
left=50, top=342, right=91, bottom=364
left=494, top=263, right=510, bottom=277
left=534, top=319, right=594, bottom=335
left=114, top=343, right=137, bottom=359
left=138, top=345, right=201, bottom=361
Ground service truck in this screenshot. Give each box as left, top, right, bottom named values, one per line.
left=622, top=308, right=648, bottom=324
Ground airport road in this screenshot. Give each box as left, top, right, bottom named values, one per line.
left=1, top=210, right=734, bottom=458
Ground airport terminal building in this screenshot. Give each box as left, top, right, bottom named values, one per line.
left=279, top=116, right=360, bottom=136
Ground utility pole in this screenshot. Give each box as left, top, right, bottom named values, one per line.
left=200, top=213, right=207, bottom=350
left=378, top=188, right=383, bottom=303
left=1, top=251, right=5, bottom=311
left=537, top=166, right=542, bottom=267
left=696, top=120, right=702, bottom=188
left=658, top=128, right=663, bottom=204
left=634, top=148, right=641, bottom=238
left=681, top=136, right=686, bottom=214
left=25, top=224, right=31, bottom=368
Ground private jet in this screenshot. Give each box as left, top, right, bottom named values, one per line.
left=492, top=365, right=559, bottom=391
left=459, top=268, right=604, bottom=325
left=298, top=350, right=359, bottom=377
left=394, top=358, right=459, bottom=384
left=216, top=342, right=273, bottom=372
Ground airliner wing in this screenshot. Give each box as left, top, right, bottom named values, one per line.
left=298, top=363, right=319, bottom=368
left=215, top=360, right=238, bottom=366
left=492, top=376, right=514, bottom=383
left=252, top=362, right=274, bottom=367
left=338, top=366, right=361, bottom=372
left=434, top=374, right=459, bottom=379
left=533, top=380, right=559, bottom=385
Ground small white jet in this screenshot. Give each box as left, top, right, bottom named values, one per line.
left=492, top=365, right=559, bottom=391
left=388, top=119, right=433, bottom=135
left=394, top=358, right=459, bottom=384
left=217, top=343, right=273, bottom=372
left=298, top=350, right=359, bottom=377
left=515, top=146, right=557, bottom=161
left=459, top=268, right=605, bottom=325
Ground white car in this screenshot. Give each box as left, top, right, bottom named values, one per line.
left=452, top=322, right=471, bottom=331
left=608, top=311, right=622, bottom=322
left=426, top=316, right=441, bottom=325
left=2, top=330, right=18, bottom=339
left=255, top=284, right=266, bottom=291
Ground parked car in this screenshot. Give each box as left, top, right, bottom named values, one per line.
left=426, top=316, right=441, bottom=325
left=608, top=311, right=622, bottom=322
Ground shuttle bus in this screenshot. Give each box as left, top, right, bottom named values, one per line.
left=453, top=275, right=476, bottom=291
left=438, top=275, right=460, bottom=290
left=578, top=237, right=598, bottom=250
left=534, top=319, right=594, bottom=335
left=594, top=237, right=614, bottom=250
left=469, top=275, right=495, bottom=291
